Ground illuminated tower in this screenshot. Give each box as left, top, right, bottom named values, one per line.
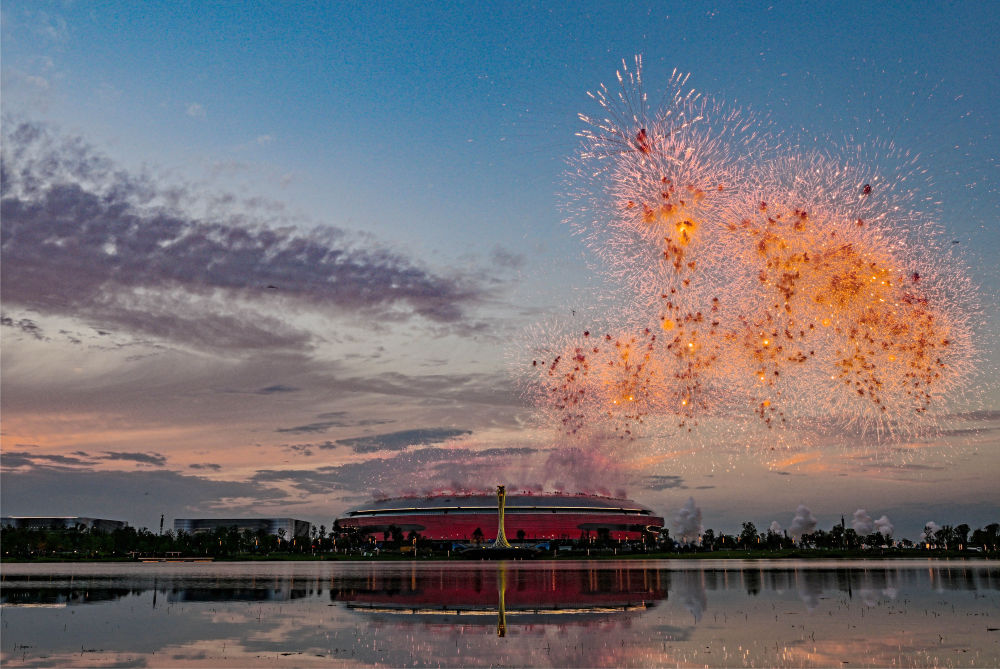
left=492, top=485, right=512, bottom=548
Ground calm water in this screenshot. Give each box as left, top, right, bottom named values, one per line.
left=1, top=559, right=998, bottom=667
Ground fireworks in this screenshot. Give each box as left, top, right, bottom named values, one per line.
left=524, top=58, right=976, bottom=445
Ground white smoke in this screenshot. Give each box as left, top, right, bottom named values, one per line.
left=920, top=521, right=941, bottom=542
left=768, top=520, right=782, bottom=535
left=673, top=497, right=703, bottom=544
left=789, top=504, right=817, bottom=539
left=851, top=509, right=875, bottom=535
left=874, top=515, right=893, bottom=537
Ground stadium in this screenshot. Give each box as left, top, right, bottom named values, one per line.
left=335, top=492, right=664, bottom=542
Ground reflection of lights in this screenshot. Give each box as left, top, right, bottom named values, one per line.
left=345, top=605, right=651, bottom=615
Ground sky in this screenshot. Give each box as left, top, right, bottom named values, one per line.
left=2, top=1, right=998, bottom=539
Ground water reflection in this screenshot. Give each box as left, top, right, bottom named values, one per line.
left=1, top=560, right=998, bottom=667
left=329, top=562, right=669, bottom=630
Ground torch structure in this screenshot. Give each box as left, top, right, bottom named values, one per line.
left=492, top=485, right=512, bottom=548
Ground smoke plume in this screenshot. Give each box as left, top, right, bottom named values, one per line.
left=920, top=521, right=941, bottom=542
left=873, top=515, right=894, bottom=537
left=851, top=508, right=875, bottom=535
left=673, top=497, right=703, bottom=545
left=789, top=504, right=817, bottom=539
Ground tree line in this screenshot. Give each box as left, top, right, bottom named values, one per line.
left=3, top=519, right=997, bottom=559
left=664, top=521, right=999, bottom=552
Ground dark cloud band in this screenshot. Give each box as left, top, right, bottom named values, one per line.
left=1, top=121, right=484, bottom=350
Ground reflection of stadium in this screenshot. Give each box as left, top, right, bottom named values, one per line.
left=336, top=493, right=664, bottom=541
left=331, top=563, right=669, bottom=634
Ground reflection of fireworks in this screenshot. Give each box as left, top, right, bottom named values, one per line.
left=524, top=58, right=976, bottom=445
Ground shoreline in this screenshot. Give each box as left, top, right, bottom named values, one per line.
left=3, top=549, right=995, bottom=564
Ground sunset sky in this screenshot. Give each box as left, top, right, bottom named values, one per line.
left=2, top=2, right=998, bottom=538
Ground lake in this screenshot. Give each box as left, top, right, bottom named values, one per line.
left=2, top=559, right=998, bottom=667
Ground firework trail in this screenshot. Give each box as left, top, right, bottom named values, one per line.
left=522, top=57, right=976, bottom=447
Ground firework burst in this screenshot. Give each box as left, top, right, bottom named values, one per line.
left=523, top=59, right=977, bottom=447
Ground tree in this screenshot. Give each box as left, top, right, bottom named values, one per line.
left=739, top=522, right=758, bottom=549
left=471, top=527, right=484, bottom=545
left=934, top=525, right=955, bottom=550
left=971, top=523, right=999, bottom=551
left=954, top=524, right=970, bottom=549
left=700, top=528, right=714, bottom=551
left=764, top=527, right=785, bottom=550
left=516, top=529, right=526, bottom=542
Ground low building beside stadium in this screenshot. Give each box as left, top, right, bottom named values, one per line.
left=173, top=518, right=311, bottom=538
left=336, top=493, right=663, bottom=542
left=1, top=516, right=127, bottom=532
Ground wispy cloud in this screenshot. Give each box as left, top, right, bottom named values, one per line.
left=99, top=451, right=167, bottom=466
left=188, top=463, right=222, bottom=471
left=642, top=474, right=686, bottom=491
left=276, top=420, right=349, bottom=435
left=256, top=384, right=300, bottom=394
left=2, top=450, right=94, bottom=468
left=335, top=428, right=472, bottom=454
left=1, top=315, right=45, bottom=340
left=3, top=449, right=168, bottom=468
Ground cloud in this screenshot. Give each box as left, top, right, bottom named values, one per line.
left=334, top=428, right=472, bottom=453
left=3, top=449, right=168, bottom=468
left=322, top=370, right=524, bottom=408
left=256, top=384, right=299, bottom=394
left=276, top=420, right=347, bottom=435
left=643, top=474, right=685, bottom=490
left=2, top=450, right=94, bottom=468
left=99, top=451, right=167, bottom=466
left=188, top=463, right=222, bottom=471
left=0, top=121, right=485, bottom=351
left=1, top=315, right=45, bottom=339
left=251, top=446, right=537, bottom=497
left=490, top=246, right=525, bottom=270
left=277, top=441, right=337, bottom=456
left=186, top=103, right=206, bottom=118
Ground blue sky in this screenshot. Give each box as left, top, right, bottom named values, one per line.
left=2, top=1, right=998, bottom=537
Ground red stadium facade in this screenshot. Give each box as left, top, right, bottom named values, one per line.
left=336, top=493, right=664, bottom=542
